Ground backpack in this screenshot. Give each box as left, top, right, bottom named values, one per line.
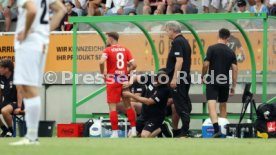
left=255, top=102, right=276, bottom=138
left=256, top=102, right=276, bottom=120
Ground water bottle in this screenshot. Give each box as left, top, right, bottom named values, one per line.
left=232, top=128, right=236, bottom=138
left=89, top=119, right=102, bottom=138
left=240, top=127, right=245, bottom=138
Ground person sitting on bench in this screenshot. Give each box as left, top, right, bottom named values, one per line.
left=0, top=59, right=23, bottom=137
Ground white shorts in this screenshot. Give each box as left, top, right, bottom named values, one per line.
left=14, top=34, right=48, bottom=87
left=202, top=0, right=229, bottom=9
left=202, top=0, right=220, bottom=9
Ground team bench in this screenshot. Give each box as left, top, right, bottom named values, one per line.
left=189, top=94, right=275, bottom=120
left=90, top=94, right=275, bottom=121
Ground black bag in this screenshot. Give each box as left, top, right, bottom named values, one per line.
left=255, top=119, right=276, bottom=138
left=83, top=119, right=94, bottom=137
left=255, top=102, right=276, bottom=138
left=256, top=102, right=276, bottom=120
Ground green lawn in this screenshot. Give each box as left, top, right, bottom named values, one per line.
left=0, top=138, right=275, bottom=155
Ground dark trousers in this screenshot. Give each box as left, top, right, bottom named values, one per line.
left=170, top=82, right=192, bottom=136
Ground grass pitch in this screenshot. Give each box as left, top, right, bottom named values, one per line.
left=0, top=138, right=275, bottom=155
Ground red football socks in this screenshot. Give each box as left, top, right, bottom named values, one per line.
left=127, top=108, right=136, bottom=127
left=109, top=111, right=119, bottom=130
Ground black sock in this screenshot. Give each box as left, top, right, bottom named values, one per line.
left=1, top=125, right=8, bottom=132
left=8, top=127, right=13, bottom=133
left=213, top=123, right=220, bottom=133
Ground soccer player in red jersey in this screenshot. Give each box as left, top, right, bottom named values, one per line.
left=99, top=32, right=137, bottom=138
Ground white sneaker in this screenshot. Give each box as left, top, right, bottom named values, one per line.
left=9, top=138, right=40, bottom=146
left=4, top=132, right=12, bottom=137
left=128, top=130, right=137, bottom=138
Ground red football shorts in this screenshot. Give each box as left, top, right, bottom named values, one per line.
left=106, top=83, right=123, bottom=103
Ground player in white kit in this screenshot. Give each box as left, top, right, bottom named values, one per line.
left=10, top=0, right=66, bottom=145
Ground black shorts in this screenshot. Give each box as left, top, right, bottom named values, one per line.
left=0, top=102, right=24, bottom=112
left=206, top=85, right=230, bottom=103
left=136, top=116, right=163, bottom=133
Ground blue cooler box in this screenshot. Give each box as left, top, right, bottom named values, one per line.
left=202, top=124, right=221, bottom=138
left=202, top=118, right=229, bottom=138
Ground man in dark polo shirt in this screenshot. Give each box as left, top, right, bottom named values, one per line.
left=0, top=59, right=23, bottom=137
left=165, top=21, right=192, bottom=138
left=123, top=69, right=170, bottom=137
left=202, top=28, right=238, bottom=138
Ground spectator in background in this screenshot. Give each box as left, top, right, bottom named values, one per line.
left=0, top=0, right=17, bottom=32
left=236, top=0, right=251, bottom=28
left=143, top=0, right=166, bottom=14
left=202, top=0, right=231, bottom=13
left=249, top=0, right=268, bottom=28
left=224, top=0, right=236, bottom=12
left=128, top=10, right=137, bottom=15
left=268, top=0, right=276, bottom=15
left=125, top=0, right=139, bottom=14
left=61, top=1, right=78, bottom=31
left=173, top=0, right=198, bottom=14
left=249, top=0, right=268, bottom=13
left=269, top=0, right=276, bottom=6
left=173, top=7, right=184, bottom=14
left=237, top=0, right=249, bottom=12
left=248, top=0, right=256, bottom=6
left=166, top=0, right=174, bottom=14
left=153, top=8, right=163, bottom=14
left=202, top=0, right=220, bottom=13
left=105, top=0, right=138, bottom=16
left=73, top=0, right=87, bottom=16
left=88, top=0, right=104, bottom=16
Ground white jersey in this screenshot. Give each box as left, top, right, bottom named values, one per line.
left=16, top=0, right=56, bottom=44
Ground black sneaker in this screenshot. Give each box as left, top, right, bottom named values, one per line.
left=161, top=122, right=173, bottom=138
left=212, top=132, right=223, bottom=138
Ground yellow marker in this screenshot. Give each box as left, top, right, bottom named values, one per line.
left=257, top=131, right=268, bottom=139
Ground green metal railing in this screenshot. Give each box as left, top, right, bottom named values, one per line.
left=69, top=13, right=268, bottom=122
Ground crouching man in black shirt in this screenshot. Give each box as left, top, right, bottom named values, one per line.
left=123, top=69, right=170, bottom=138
